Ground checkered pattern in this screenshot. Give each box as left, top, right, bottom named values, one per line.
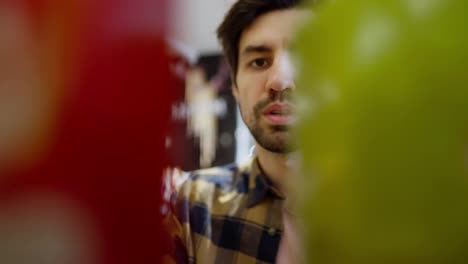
left=164, top=157, right=287, bottom=264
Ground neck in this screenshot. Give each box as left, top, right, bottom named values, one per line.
left=255, top=144, right=298, bottom=197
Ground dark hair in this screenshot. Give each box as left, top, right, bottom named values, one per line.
left=217, top=0, right=303, bottom=84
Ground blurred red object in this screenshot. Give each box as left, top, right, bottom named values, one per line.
left=0, top=0, right=173, bottom=263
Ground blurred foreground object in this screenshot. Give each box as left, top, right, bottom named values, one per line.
left=0, top=0, right=172, bottom=263
left=296, top=0, right=468, bottom=263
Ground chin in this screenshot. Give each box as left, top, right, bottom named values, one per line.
left=262, top=136, right=295, bottom=154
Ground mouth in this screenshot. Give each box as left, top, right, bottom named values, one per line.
left=262, top=103, right=295, bottom=125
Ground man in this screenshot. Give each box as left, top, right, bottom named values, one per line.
left=167, top=1, right=309, bottom=263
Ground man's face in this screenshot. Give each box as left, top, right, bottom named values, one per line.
left=234, top=8, right=307, bottom=153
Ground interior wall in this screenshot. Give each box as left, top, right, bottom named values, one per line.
left=169, top=0, right=235, bottom=54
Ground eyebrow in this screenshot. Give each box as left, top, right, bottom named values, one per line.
left=240, top=45, right=273, bottom=57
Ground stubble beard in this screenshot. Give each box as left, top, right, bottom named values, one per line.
left=242, top=97, right=295, bottom=154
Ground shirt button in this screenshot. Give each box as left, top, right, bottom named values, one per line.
left=268, top=227, right=276, bottom=236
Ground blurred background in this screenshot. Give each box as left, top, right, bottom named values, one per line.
left=165, top=0, right=253, bottom=171
left=0, top=0, right=251, bottom=263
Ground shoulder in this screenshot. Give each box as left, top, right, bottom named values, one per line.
left=189, top=163, right=240, bottom=188
left=176, top=159, right=254, bottom=203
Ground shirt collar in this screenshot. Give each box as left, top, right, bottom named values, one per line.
left=246, top=157, right=285, bottom=208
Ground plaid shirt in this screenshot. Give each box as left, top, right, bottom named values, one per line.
left=165, top=157, right=288, bottom=264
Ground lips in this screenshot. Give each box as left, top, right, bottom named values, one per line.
left=262, top=103, right=295, bottom=125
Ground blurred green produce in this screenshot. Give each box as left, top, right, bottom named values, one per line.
left=295, top=0, right=468, bottom=263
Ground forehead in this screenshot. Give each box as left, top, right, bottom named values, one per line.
left=239, top=8, right=308, bottom=53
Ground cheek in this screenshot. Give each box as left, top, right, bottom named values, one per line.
left=236, top=71, right=268, bottom=107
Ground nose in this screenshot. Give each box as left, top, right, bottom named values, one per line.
left=266, top=52, right=296, bottom=95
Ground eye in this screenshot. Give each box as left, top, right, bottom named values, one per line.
left=250, top=58, right=270, bottom=69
